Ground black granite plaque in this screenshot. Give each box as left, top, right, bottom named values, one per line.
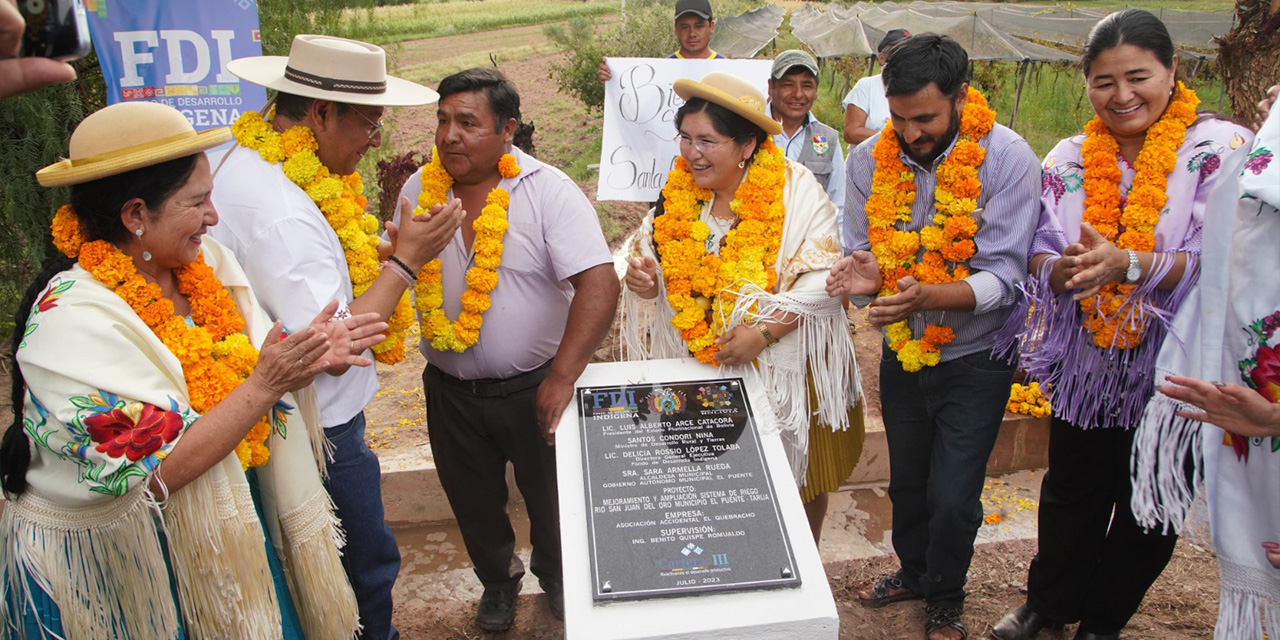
left=578, top=377, right=801, bottom=601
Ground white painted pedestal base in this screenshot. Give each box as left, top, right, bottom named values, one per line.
left=556, top=358, right=838, bottom=640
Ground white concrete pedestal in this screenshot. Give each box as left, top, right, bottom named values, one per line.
left=556, top=358, right=838, bottom=640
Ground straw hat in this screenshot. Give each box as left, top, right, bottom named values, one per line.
left=673, top=72, right=782, bottom=136
left=36, top=101, right=231, bottom=187
left=227, top=35, right=438, bottom=107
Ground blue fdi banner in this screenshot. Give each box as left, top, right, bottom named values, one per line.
left=85, top=0, right=267, bottom=130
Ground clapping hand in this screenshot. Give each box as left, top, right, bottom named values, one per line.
left=1061, top=223, right=1128, bottom=300
left=868, top=275, right=926, bottom=326
left=825, top=251, right=881, bottom=298
left=625, top=256, right=659, bottom=298
left=309, top=300, right=389, bottom=374
left=713, top=324, right=767, bottom=367
left=0, top=0, right=76, bottom=100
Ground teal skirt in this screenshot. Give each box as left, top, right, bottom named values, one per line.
left=6, top=470, right=305, bottom=639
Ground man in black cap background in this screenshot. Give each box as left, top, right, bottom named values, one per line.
left=598, top=0, right=726, bottom=83
left=842, top=28, right=911, bottom=145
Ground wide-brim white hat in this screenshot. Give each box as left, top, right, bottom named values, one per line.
left=227, top=34, right=438, bottom=107
left=673, top=72, right=782, bottom=136
left=37, top=101, right=231, bottom=187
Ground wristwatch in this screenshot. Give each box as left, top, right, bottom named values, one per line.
left=1123, top=249, right=1141, bottom=284
left=756, top=323, right=780, bottom=348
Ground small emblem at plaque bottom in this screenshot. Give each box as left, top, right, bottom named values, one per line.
left=602, top=581, right=613, bottom=593
left=781, top=567, right=793, bottom=578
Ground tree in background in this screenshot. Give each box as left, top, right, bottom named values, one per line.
left=1220, top=0, right=1280, bottom=121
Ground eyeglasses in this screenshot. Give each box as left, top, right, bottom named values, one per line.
left=676, top=134, right=734, bottom=155
left=352, top=108, right=384, bottom=141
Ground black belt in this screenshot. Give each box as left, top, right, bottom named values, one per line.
left=425, top=361, right=553, bottom=398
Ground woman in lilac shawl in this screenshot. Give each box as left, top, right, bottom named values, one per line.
left=992, top=10, right=1252, bottom=640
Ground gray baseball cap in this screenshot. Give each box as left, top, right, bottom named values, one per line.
left=771, top=50, right=820, bottom=79
left=675, top=0, right=713, bottom=20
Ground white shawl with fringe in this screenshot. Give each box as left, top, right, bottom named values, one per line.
left=1132, top=99, right=1280, bottom=637
left=622, top=159, right=862, bottom=486
left=2, top=238, right=358, bottom=640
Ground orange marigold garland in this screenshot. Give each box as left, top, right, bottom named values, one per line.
left=1078, top=82, right=1199, bottom=349
left=866, top=87, right=995, bottom=371
left=654, top=138, right=787, bottom=364
left=412, top=146, right=519, bottom=353
left=231, top=110, right=413, bottom=364
left=54, top=216, right=272, bottom=468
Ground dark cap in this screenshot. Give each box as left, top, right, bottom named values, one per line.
left=877, top=28, right=911, bottom=53
left=675, top=0, right=713, bottom=20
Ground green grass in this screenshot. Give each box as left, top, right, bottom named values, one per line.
left=336, top=0, right=619, bottom=45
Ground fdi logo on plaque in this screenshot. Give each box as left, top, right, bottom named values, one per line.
left=578, top=378, right=801, bottom=601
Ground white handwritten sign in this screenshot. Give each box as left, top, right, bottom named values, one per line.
left=598, top=58, right=773, bottom=202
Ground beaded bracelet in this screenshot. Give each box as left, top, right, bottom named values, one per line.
left=387, top=255, right=417, bottom=281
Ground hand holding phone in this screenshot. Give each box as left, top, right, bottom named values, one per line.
left=0, top=0, right=79, bottom=100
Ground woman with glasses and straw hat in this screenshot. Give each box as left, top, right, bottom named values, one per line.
left=622, top=71, right=865, bottom=542
left=0, top=101, right=385, bottom=639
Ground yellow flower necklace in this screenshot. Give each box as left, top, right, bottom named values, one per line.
left=866, top=87, right=996, bottom=371
left=412, top=147, right=520, bottom=353
left=1078, top=82, right=1199, bottom=349
left=53, top=206, right=271, bottom=469
left=230, top=110, right=414, bottom=364
left=654, top=138, right=787, bottom=364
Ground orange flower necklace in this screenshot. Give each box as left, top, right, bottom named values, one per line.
left=1078, top=82, right=1199, bottom=349
left=52, top=206, right=271, bottom=469
left=412, top=147, right=520, bottom=353
left=654, top=138, right=787, bottom=364
left=231, top=110, right=414, bottom=364
left=866, top=87, right=995, bottom=371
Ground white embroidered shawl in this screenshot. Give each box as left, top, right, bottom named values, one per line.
left=622, top=159, right=863, bottom=485
left=1, top=238, right=359, bottom=640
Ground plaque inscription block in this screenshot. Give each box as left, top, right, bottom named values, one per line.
left=578, top=377, right=801, bottom=601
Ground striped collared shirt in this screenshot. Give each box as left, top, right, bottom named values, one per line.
left=843, top=123, right=1041, bottom=362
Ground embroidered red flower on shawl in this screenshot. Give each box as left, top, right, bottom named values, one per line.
left=84, top=403, right=183, bottom=461
left=1250, top=344, right=1280, bottom=403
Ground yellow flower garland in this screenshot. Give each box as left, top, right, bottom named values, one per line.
left=1006, top=381, right=1052, bottom=417
left=412, top=147, right=520, bottom=353
left=231, top=111, right=413, bottom=364
left=53, top=211, right=271, bottom=468
left=654, top=138, right=787, bottom=364
left=866, top=87, right=996, bottom=371
left=1078, top=82, right=1199, bottom=349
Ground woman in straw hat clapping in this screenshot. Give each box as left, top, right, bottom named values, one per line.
left=622, top=71, right=865, bottom=542
left=0, top=101, right=385, bottom=639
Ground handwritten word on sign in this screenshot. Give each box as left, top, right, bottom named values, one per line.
left=598, top=58, right=772, bottom=202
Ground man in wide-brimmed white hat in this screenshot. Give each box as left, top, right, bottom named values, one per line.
left=209, top=34, right=460, bottom=640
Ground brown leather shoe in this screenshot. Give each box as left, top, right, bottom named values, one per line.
left=990, top=604, right=1062, bottom=640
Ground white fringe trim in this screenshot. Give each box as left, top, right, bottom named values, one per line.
left=1217, top=559, right=1280, bottom=639
left=162, top=473, right=281, bottom=639
left=277, top=490, right=360, bottom=640
left=1130, top=383, right=1204, bottom=534
left=1, top=486, right=179, bottom=640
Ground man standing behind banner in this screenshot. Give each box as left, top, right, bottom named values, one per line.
left=825, top=34, right=1039, bottom=640
left=210, top=35, right=461, bottom=640
left=598, top=0, right=726, bottom=83
left=395, top=67, right=619, bottom=632
left=768, top=50, right=845, bottom=235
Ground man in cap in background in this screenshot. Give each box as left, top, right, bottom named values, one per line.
left=769, top=49, right=845, bottom=232
left=842, top=28, right=911, bottom=145
left=598, top=0, right=726, bottom=82
left=213, top=35, right=461, bottom=640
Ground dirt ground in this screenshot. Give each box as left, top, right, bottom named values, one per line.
left=390, top=537, right=1220, bottom=639
left=371, top=34, right=1218, bottom=639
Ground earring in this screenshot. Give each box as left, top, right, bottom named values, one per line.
left=738, top=160, right=746, bottom=169
left=135, top=228, right=143, bottom=237
left=135, top=227, right=151, bottom=260
left=142, top=251, right=152, bottom=262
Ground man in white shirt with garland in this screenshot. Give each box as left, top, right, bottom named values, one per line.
left=395, top=67, right=619, bottom=632
left=211, top=35, right=461, bottom=640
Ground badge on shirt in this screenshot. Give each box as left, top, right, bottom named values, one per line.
left=812, top=134, right=829, bottom=156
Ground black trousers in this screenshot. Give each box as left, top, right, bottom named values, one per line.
left=880, top=346, right=1016, bottom=607
left=424, top=363, right=562, bottom=590
left=1026, top=417, right=1179, bottom=635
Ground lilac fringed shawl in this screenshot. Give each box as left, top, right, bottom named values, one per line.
left=996, top=118, right=1254, bottom=430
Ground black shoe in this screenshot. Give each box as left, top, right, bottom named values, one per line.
left=990, top=604, right=1062, bottom=640
left=477, top=585, right=520, bottom=632
left=541, top=580, right=564, bottom=621
left=1073, top=631, right=1120, bottom=640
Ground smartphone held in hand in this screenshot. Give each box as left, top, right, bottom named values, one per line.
left=19, top=0, right=90, bottom=61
